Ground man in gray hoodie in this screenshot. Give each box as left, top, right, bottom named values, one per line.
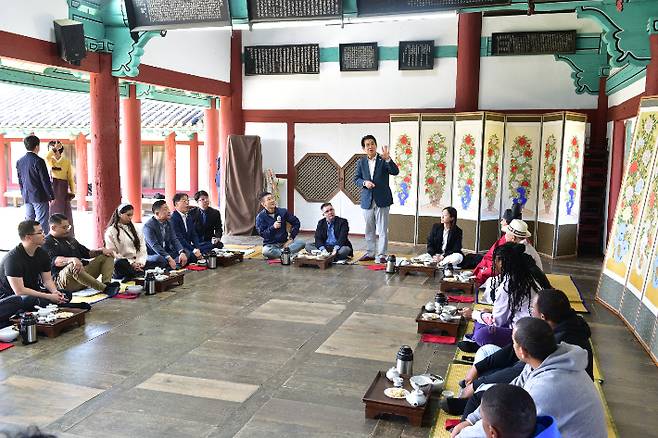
left=451, top=318, right=606, bottom=438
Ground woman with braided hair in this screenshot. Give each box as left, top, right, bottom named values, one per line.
left=104, top=203, right=148, bottom=281
left=460, top=242, right=551, bottom=350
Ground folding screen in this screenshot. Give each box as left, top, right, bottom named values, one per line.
left=598, top=97, right=658, bottom=363
left=478, top=113, right=506, bottom=251
left=417, top=114, right=455, bottom=245
left=556, top=114, right=587, bottom=256
left=501, top=115, right=542, bottom=237
left=452, top=113, right=485, bottom=252
left=389, top=114, right=421, bottom=244
left=536, top=112, right=587, bottom=258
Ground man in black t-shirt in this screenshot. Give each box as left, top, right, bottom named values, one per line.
left=0, top=220, right=67, bottom=311
left=42, top=214, right=119, bottom=296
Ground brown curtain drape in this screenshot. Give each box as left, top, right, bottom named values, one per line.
left=224, top=135, right=263, bottom=235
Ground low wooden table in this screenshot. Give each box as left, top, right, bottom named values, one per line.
left=294, top=254, right=336, bottom=270
left=398, top=264, right=437, bottom=278
left=415, top=307, right=463, bottom=337
left=362, top=371, right=427, bottom=427
left=12, top=308, right=88, bottom=338
left=439, top=277, right=475, bottom=294
left=216, top=252, right=244, bottom=267
left=135, top=273, right=185, bottom=293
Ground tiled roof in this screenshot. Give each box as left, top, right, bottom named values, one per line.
left=0, top=83, right=205, bottom=132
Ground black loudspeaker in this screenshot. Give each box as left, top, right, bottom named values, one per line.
left=53, top=19, right=86, bottom=66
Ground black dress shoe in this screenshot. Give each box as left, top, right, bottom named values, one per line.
left=458, top=340, right=480, bottom=353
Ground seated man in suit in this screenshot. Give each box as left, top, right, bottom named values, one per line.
left=190, top=190, right=224, bottom=250
left=143, top=200, right=189, bottom=269
left=171, top=193, right=206, bottom=262
left=42, top=214, right=120, bottom=296
left=256, top=191, right=305, bottom=259
left=305, top=202, right=353, bottom=260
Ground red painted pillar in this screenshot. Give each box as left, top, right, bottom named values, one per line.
left=0, top=134, right=6, bottom=207
left=90, top=54, right=121, bottom=247
left=607, top=119, right=626, bottom=240
left=164, top=132, right=177, bottom=208
left=218, top=30, right=245, bottom=208
left=121, top=84, right=142, bottom=222
left=455, top=12, right=482, bottom=112
left=74, top=133, right=88, bottom=211
left=189, top=132, right=199, bottom=196
left=647, top=34, right=658, bottom=95
left=287, top=122, right=295, bottom=213
left=591, top=77, right=609, bottom=149
left=205, top=100, right=219, bottom=206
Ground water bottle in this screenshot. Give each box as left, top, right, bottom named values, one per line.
left=385, top=255, right=396, bottom=274
left=396, top=345, right=414, bottom=375
left=19, top=313, right=38, bottom=345
left=281, top=247, right=291, bottom=266
left=144, top=271, right=157, bottom=295
left=207, top=253, right=218, bottom=269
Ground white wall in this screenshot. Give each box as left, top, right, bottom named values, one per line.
left=608, top=75, right=646, bottom=108
left=245, top=122, right=287, bottom=174
left=0, top=0, right=68, bottom=43
left=479, top=13, right=601, bottom=110
left=242, top=16, right=458, bottom=109
left=140, top=28, right=231, bottom=82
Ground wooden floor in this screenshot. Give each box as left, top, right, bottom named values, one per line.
left=0, top=235, right=656, bottom=437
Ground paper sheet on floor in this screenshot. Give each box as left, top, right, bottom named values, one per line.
left=72, top=288, right=99, bottom=297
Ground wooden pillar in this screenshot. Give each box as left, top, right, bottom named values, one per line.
left=164, top=132, right=177, bottom=208
left=647, top=34, right=658, bottom=95
left=205, top=100, right=220, bottom=206
left=0, top=134, right=6, bottom=207
left=218, top=30, right=245, bottom=208
left=121, top=84, right=142, bottom=222
left=591, top=77, right=609, bottom=149
left=607, top=119, right=626, bottom=239
left=455, top=12, right=482, bottom=112
left=287, top=122, right=295, bottom=214
left=189, top=132, right=199, bottom=196
left=90, top=54, right=121, bottom=247
left=74, top=133, right=88, bottom=211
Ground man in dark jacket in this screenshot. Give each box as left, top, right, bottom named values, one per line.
left=16, top=135, right=55, bottom=231
left=255, top=191, right=305, bottom=259
left=143, top=200, right=189, bottom=269
left=354, top=135, right=399, bottom=263
left=190, top=190, right=224, bottom=249
left=305, top=202, right=353, bottom=260
left=452, top=289, right=593, bottom=420
left=170, top=193, right=206, bottom=262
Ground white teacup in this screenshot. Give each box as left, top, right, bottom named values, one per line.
left=424, top=302, right=436, bottom=312
left=386, top=367, right=400, bottom=381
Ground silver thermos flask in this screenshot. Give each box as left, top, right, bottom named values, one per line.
left=396, top=345, right=413, bottom=375
left=207, top=253, right=218, bottom=269
left=20, top=313, right=38, bottom=345
left=144, top=272, right=157, bottom=295
left=385, top=255, right=396, bottom=274
left=281, top=247, right=291, bottom=266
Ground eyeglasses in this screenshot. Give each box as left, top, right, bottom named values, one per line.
left=323, top=208, right=335, bottom=213
left=28, top=231, right=44, bottom=236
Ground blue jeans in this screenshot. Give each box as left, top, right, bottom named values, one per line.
left=25, top=201, right=50, bottom=232
left=262, top=239, right=305, bottom=259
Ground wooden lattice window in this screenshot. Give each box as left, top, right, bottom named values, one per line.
left=294, top=153, right=341, bottom=202
left=341, top=153, right=367, bottom=205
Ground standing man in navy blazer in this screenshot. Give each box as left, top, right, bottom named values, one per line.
left=170, top=193, right=207, bottom=262
left=354, top=135, right=399, bottom=263
left=16, top=135, right=55, bottom=232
